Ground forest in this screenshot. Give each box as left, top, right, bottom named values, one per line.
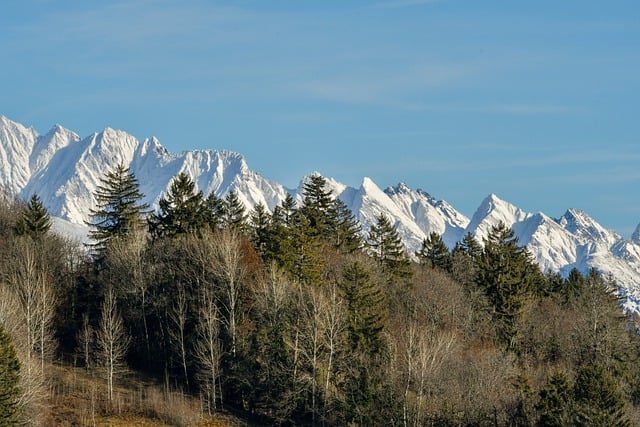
left=0, top=164, right=639, bottom=426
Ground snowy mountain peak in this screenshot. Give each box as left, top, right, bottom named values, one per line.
left=30, top=124, right=80, bottom=175
left=558, top=208, right=620, bottom=246
left=385, top=182, right=412, bottom=195
left=359, top=176, right=388, bottom=201
left=2, top=114, right=640, bottom=313
left=468, top=194, right=531, bottom=241
left=138, top=137, right=167, bottom=157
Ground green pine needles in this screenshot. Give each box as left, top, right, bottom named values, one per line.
left=0, top=324, right=21, bottom=426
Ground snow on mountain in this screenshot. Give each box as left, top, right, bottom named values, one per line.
left=466, top=193, right=640, bottom=311
left=30, top=125, right=81, bottom=176
left=383, top=183, right=468, bottom=249
left=467, top=194, right=533, bottom=243
left=2, top=114, right=640, bottom=311
left=346, top=177, right=430, bottom=253
left=0, top=115, right=38, bottom=193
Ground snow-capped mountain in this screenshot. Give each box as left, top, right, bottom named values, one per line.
left=2, top=114, right=640, bottom=311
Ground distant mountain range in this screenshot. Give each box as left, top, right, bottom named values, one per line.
left=2, top=114, right=640, bottom=312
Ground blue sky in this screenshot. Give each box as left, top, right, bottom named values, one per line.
left=1, top=0, right=639, bottom=236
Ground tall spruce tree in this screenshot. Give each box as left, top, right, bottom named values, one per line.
left=221, top=191, right=247, bottom=232
left=249, top=202, right=271, bottom=256
left=339, top=258, right=391, bottom=425
left=300, top=174, right=334, bottom=239
left=203, top=192, right=224, bottom=231
left=476, top=221, right=536, bottom=349
left=149, top=172, right=206, bottom=237
left=264, top=194, right=297, bottom=268
left=367, top=213, right=411, bottom=278
left=573, top=365, right=629, bottom=426
left=536, top=370, right=574, bottom=427
left=328, top=198, right=362, bottom=253
left=340, top=259, right=387, bottom=355
left=15, top=193, right=51, bottom=237
left=416, top=231, right=452, bottom=271
left=87, top=164, right=149, bottom=255
left=454, top=232, right=483, bottom=260
left=289, top=210, right=324, bottom=284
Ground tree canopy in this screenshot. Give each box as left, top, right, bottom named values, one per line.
left=87, top=164, right=149, bottom=254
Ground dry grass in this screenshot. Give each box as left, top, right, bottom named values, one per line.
left=45, top=363, right=241, bottom=426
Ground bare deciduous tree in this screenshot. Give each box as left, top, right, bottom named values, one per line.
left=96, top=285, right=130, bottom=402
left=7, top=238, right=57, bottom=374
left=104, top=229, right=151, bottom=352
left=211, top=229, right=247, bottom=359
left=75, top=313, right=94, bottom=370
left=0, top=273, right=48, bottom=425
left=194, top=285, right=222, bottom=415
left=169, top=281, right=190, bottom=389
left=320, top=280, right=346, bottom=422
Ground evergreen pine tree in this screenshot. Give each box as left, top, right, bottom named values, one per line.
left=416, top=231, right=452, bottom=271
left=249, top=202, right=271, bottom=256
left=264, top=194, right=297, bottom=268
left=149, top=172, right=206, bottom=237
left=367, top=213, right=411, bottom=278
left=289, top=210, right=324, bottom=284
left=15, top=193, right=51, bottom=237
left=300, top=174, right=334, bottom=239
left=221, top=191, right=247, bottom=232
left=573, top=365, right=629, bottom=427
left=564, top=267, right=585, bottom=302
left=339, top=258, right=392, bottom=425
left=454, top=232, right=483, bottom=260
left=87, top=164, right=149, bottom=255
left=340, top=258, right=387, bottom=357
left=476, top=221, right=536, bottom=350
left=203, top=191, right=224, bottom=231
left=0, top=323, right=21, bottom=425
left=536, top=370, right=574, bottom=427
left=328, top=198, right=362, bottom=253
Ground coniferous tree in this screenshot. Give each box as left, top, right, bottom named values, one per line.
left=0, top=323, right=21, bottom=425
left=221, top=191, right=247, bottom=232
left=87, top=164, right=149, bottom=255
left=203, top=192, right=224, bottom=231
left=416, top=231, right=452, bottom=271
left=277, top=193, right=297, bottom=227
left=476, top=222, right=536, bottom=350
left=573, top=365, right=629, bottom=426
left=454, top=232, right=483, bottom=260
left=264, top=194, right=298, bottom=269
left=150, top=172, right=206, bottom=238
left=340, top=258, right=387, bottom=356
left=451, top=233, right=481, bottom=289
left=563, top=267, right=585, bottom=303
left=15, top=194, right=51, bottom=237
left=300, top=174, right=334, bottom=239
left=289, top=210, right=324, bottom=285
left=536, top=370, right=574, bottom=427
left=339, top=257, right=393, bottom=425
left=367, top=213, right=411, bottom=278
left=249, top=202, right=271, bottom=256
left=328, top=198, right=362, bottom=253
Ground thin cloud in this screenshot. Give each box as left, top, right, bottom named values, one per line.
left=294, top=63, right=472, bottom=105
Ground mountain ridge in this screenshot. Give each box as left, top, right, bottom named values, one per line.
left=2, top=114, right=640, bottom=311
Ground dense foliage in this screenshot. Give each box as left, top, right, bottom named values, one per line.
left=0, top=324, right=20, bottom=425
left=0, top=170, right=639, bottom=425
